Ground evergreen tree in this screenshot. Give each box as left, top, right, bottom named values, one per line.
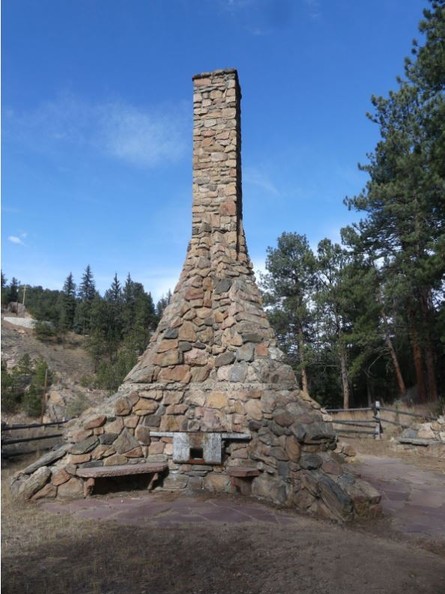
left=1, top=355, right=52, bottom=416
left=87, top=295, right=112, bottom=371
left=105, top=273, right=122, bottom=304
left=25, top=286, right=64, bottom=326
left=261, top=232, right=317, bottom=392
left=1, top=272, right=7, bottom=307
left=75, top=265, right=97, bottom=334
left=7, top=277, right=20, bottom=304
left=343, top=0, right=444, bottom=402
left=405, top=0, right=445, bottom=95
left=60, top=273, right=77, bottom=332
left=314, top=240, right=354, bottom=408
left=78, top=265, right=96, bottom=302
left=156, top=290, right=172, bottom=319
left=122, top=273, right=136, bottom=336
left=104, top=273, right=124, bottom=342
left=127, top=285, right=157, bottom=354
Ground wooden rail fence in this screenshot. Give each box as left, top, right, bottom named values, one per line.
left=326, top=401, right=436, bottom=440
left=1, top=420, right=69, bottom=459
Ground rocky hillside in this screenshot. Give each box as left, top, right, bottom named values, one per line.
left=1, top=316, right=108, bottom=424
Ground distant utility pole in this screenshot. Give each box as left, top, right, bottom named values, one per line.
left=22, top=285, right=27, bottom=306
left=40, top=368, right=49, bottom=424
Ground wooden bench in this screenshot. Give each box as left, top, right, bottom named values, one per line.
left=227, top=466, right=260, bottom=496
left=76, top=462, right=168, bottom=497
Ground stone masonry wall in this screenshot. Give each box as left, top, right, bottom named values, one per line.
left=191, top=69, right=246, bottom=265
left=11, top=69, right=381, bottom=521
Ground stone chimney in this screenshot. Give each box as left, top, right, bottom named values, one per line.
left=191, top=69, right=246, bottom=264
left=12, top=69, right=381, bottom=521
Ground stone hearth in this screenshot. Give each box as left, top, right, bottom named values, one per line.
left=12, top=69, right=380, bottom=521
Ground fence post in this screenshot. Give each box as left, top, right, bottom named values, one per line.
left=373, top=400, right=382, bottom=440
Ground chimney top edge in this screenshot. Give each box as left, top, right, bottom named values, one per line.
left=193, top=68, right=238, bottom=81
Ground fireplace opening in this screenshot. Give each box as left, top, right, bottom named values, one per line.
left=189, top=447, right=204, bottom=461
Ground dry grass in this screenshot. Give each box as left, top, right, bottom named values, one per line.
left=346, top=437, right=445, bottom=473
left=2, top=461, right=104, bottom=593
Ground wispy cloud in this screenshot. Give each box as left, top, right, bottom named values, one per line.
left=220, top=0, right=293, bottom=35
left=2, top=205, right=22, bottom=214
left=8, top=234, right=26, bottom=246
left=221, top=0, right=256, bottom=13
left=244, top=167, right=279, bottom=196
left=4, top=94, right=189, bottom=169
left=304, top=0, right=321, bottom=19
left=96, top=102, right=188, bottom=167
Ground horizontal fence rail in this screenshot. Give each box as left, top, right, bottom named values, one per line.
left=379, top=407, right=436, bottom=421
left=326, top=407, right=373, bottom=413
left=328, top=420, right=375, bottom=426
left=331, top=428, right=375, bottom=435
left=1, top=420, right=69, bottom=431
left=1, top=420, right=70, bottom=458
left=2, top=433, right=64, bottom=446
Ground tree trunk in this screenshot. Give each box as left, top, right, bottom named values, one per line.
left=301, top=367, right=309, bottom=394
left=339, top=346, right=350, bottom=409
left=385, top=334, right=407, bottom=396
left=381, top=309, right=406, bottom=397
left=366, top=378, right=373, bottom=407
left=382, top=309, right=406, bottom=396
left=424, top=343, right=438, bottom=402
left=410, top=326, right=427, bottom=402
left=419, top=292, right=438, bottom=402
left=297, top=327, right=309, bottom=393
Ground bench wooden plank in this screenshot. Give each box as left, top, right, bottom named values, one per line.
left=227, top=466, right=259, bottom=478
left=76, top=462, right=168, bottom=479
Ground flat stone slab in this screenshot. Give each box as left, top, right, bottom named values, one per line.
left=352, top=454, right=445, bottom=544
left=41, top=491, right=297, bottom=527
left=21, top=445, right=70, bottom=475
left=227, top=466, right=260, bottom=478
left=76, top=462, right=168, bottom=478
left=398, top=437, right=443, bottom=446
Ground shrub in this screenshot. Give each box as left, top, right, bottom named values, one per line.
left=34, top=321, right=57, bottom=342
left=1, top=356, right=52, bottom=417
left=22, top=387, right=43, bottom=417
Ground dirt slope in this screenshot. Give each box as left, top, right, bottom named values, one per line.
left=1, top=317, right=107, bottom=423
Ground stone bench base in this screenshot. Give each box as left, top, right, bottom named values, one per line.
left=228, top=466, right=260, bottom=496
left=76, top=462, right=168, bottom=497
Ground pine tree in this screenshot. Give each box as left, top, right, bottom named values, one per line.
left=7, top=277, right=20, bottom=304
left=343, top=0, right=444, bottom=402
left=75, top=265, right=97, bottom=334
left=261, top=232, right=317, bottom=393
left=1, top=272, right=7, bottom=307
left=78, top=265, right=96, bottom=302
left=60, top=273, right=77, bottom=332
left=156, top=290, right=172, bottom=319
left=314, top=240, right=354, bottom=408
left=105, top=273, right=122, bottom=304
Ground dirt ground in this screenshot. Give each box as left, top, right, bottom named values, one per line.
left=2, top=443, right=445, bottom=594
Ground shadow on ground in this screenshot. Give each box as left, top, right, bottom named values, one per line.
left=2, top=487, right=445, bottom=594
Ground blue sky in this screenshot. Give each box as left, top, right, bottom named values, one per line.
left=2, top=0, right=427, bottom=302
